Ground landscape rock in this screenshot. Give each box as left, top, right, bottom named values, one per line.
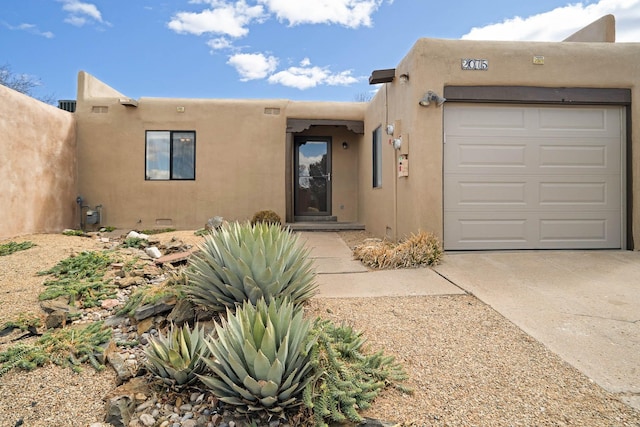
left=101, top=299, right=121, bottom=310
left=167, top=299, right=195, bottom=326
left=104, top=395, right=135, bottom=427
left=144, top=247, right=162, bottom=259
left=205, top=216, right=224, bottom=231
left=134, top=296, right=178, bottom=321
left=40, top=296, right=78, bottom=315
left=116, top=276, right=145, bottom=288
left=139, top=413, right=156, bottom=426
left=45, top=310, right=67, bottom=329
left=136, top=317, right=154, bottom=335
left=104, top=378, right=152, bottom=427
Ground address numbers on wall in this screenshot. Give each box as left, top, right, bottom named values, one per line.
left=461, top=59, right=488, bottom=70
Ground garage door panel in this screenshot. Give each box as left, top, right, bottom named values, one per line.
left=444, top=104, right=623, bottom=250
left=447, top=213, right=530, bottom=249
left=537, top=108, right=620, bottom=137
left=455, top=180, right=527, bottom=206
left=457, top=143, right=526, bottom=168
left=539, top=177, right=620, bottom=207
left=538, top=212, right=621, bottom=248
left=446, top=174, right=619, bottom=211
left=539, top=145, right=607, bottom=168
left=446, top=212, right=620, bottom=250
left=449, top=106, right=527, bottom=133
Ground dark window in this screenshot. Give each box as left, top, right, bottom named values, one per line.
left=145, top=131, right=195, bottom=180
left=372, top=126, right=382, bottom=188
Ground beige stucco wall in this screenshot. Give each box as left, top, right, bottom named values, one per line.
left=0, top=85, right=77, bottom=239
left=564, top=14, right=615, bottom=42
left=75, top=72, right=365, bottom=230
left=363, top=38, right=640, bottom=247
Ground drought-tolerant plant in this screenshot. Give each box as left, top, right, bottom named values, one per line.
left=0, top=313, right=42, bottom=333
left=251, top=210, right=282, bottom=226
left=0, top=321, right=112, bottom=376
left=186, top=222, right=317, bottom=313
left=353, top=230, right=443, bottom=269
left=304, top=319, right=411, bottom=426
left=62, top=229, right=85, bottom=236
left=121, top=237, right=149, bottom=249
left=37, top=251, right=118, bottom=307
left=0, top=241, right=35, bottom=256
left=117, top=270, right=187, bottom=317
left=144, top=322, right=210, bottom=387
left=140, top=228, right=176, bottom=235
left=199, top=298, right=316, bottom=416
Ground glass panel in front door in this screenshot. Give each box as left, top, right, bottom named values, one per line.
left=296, top=139, right=331, bottom=216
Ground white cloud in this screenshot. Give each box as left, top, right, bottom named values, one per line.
left=227, top=52, right=279, bottom=80
left=462, top=0, right=640, bottom=42
left=207, top=37, right=234, bottom=51
left=4, top=22, right=54, bottom=38
left=267, top=58, right=359, bottom=89
left=259, top=0, right=384, bottom=28
left=58, top=0, right=108, bottom=27
left=168, top=1, right=266, bottom=37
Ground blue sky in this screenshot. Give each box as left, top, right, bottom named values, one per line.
left=1, top=0, right=639, bottom=103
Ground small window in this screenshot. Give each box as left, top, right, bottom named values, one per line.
left=145, top=131, right=195, bottom=180
left=372, top=126, right=382, bottom=188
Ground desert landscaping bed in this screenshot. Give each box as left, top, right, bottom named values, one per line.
left=0, top=231, right=639, bottom=427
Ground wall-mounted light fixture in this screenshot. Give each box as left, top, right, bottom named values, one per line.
left=342, top=141, right=349, bottom=149
left=398, top=73, right=409, bottom=83
left=385, top=124, right=394, bottom=135
left=418, top=90, right=446, bottom=107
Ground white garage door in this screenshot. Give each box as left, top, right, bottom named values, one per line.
left=444, top=104, right=624, bottom=250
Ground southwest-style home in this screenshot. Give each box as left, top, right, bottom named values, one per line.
left=2, top=15, right=639, bottom=251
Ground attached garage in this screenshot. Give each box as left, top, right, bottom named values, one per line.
left=444, top=103, right=626, bottom=250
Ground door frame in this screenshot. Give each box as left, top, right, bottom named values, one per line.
left=294, top=136, right=332, bottom=218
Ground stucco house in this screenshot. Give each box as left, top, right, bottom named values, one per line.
left=2, top=15, right=638, bottom=251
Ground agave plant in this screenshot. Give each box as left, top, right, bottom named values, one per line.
left=144, top=322, right=210, bottom=387
left=199, top=298, right=316, bottom=415
left=186, top=221, right=317, bottom=313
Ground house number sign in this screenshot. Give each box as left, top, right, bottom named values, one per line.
left=461, top=59, right=488, bottom=70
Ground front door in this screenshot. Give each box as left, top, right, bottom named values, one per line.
left=294, top=136, right=332, bottom=217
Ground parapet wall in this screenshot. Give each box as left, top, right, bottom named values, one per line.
left=0, top=86, right=77, bottom=239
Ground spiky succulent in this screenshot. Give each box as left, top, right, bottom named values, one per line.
left=199, top=298, right=316, bottom=415
left=186, top=221, right=317, bottom=313
left=144, top=322, right=210, bottom=387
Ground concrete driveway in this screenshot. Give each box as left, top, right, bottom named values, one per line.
left=299, top=232, right=640, bottom=410
left=433, top=250, right=640, bottom=410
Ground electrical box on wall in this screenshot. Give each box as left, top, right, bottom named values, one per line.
left=398, top=154, right=409, bottom=177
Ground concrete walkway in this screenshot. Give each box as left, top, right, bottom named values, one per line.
left=298, top=232, right=640, bottom=411
left=298, top=232, right=464, bottom=298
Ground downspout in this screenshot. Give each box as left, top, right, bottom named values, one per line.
left=386, top=84, right=398, bottom=242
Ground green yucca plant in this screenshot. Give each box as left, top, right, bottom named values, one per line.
left=199, top=298, right=316, bottom=416
left=144, top=323, right=210, bottom=387
left=186, top=222, right=317, bottom=313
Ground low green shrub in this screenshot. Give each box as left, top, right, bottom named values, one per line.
left=0, top=241, right=35, bottom=256
left=121, top=237, right=149, bottom=248
left=304, top=319, right=411, bottom=426
left=37, top=251, right=117, bottom=307
left=0, top=321, right=112, bottom=376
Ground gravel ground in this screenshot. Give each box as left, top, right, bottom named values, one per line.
left=0, top=231, right=639, bottom=427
